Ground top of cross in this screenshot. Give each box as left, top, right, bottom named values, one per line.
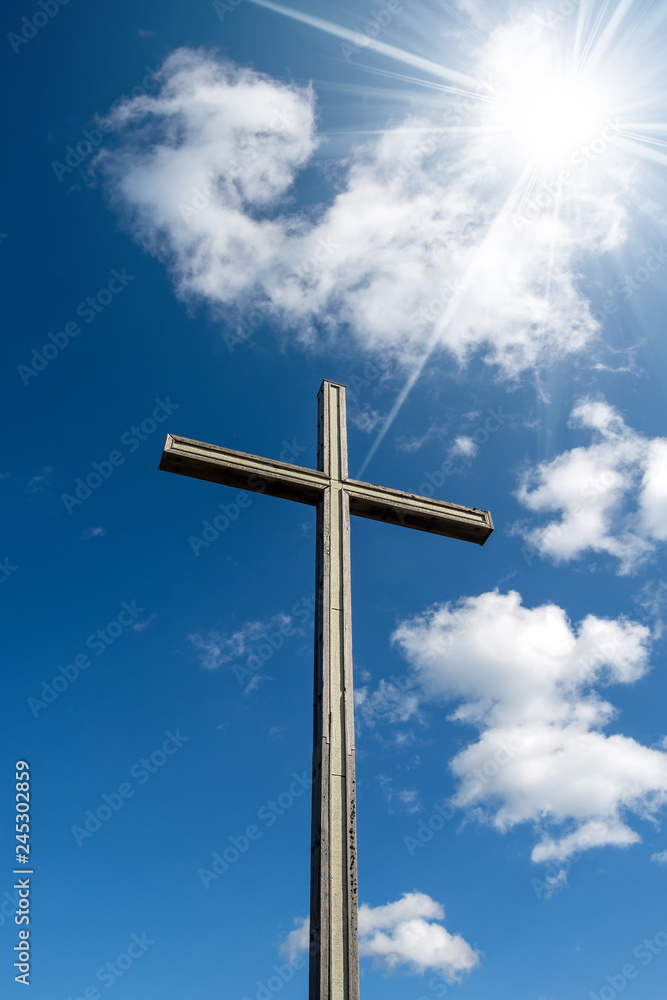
left=159, top=380, right=493, bottom=545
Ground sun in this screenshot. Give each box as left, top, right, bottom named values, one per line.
left=477, top=19, right=617, bottom=169
left=509, top=81, right=606, bottom=164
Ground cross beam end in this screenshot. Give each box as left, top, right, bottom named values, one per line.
left=159, top=434, right=326, bottom=505
left=345, top=479, right=493, bottom=545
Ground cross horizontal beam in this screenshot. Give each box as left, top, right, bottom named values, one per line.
left=345, top=478, right=492, bottom=544
left=159, top=434, right=493, bottom=545
left=160, top=434, right=327, bottom=505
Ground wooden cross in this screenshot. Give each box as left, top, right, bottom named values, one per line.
left=159, top=380, right=493, bottom=1000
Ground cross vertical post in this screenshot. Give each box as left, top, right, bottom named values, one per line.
left=310, top=382, right=359, bottom=1000
left=158, top=379, right=493, bottom=1000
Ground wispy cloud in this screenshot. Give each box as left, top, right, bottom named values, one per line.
left=132, top=614, right=157, bottom=632
left=347, top=406, right=384, bottom=434
left=188, top=613, right=294, bottom=672
left=378, top=776, right=422, bottom=814
left=25, top=467, right=52, bottom=494
left=82, top=526, right=107, bottom=539
left=396, top=424, right=447, bottom=453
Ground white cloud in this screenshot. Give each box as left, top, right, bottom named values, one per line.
left=651, top=850, right=667, bottom=864
left=377, top=776, right=422, bottom=814
left=639, top=439, right=667, bottom=542
left=347, top=406, right=383, bottom=434
left=82, top=526, right=107, bottom=539
left=25, top=467, right=52, bottom=494
left=188, top=613, right=293, bottom=671
left=449, top=435, right=478, bottom=460
left=131, top=614, right=157, bottom=632
left=281, top=892, right=479, bottom=980
left=359, top=892, right=479, bottom=979
left=355, top=678, right=419, bottom=729
left=541, top=867, right=569, bottom=899
left=99, top=15, right=632, bottom=375
left=399, top=788, right=421, bottom=810
left=396, top=425, right=446, bottom=453
left=99, top=48, right=318, bottom=306
left=515, top=398, right=667, bottom=573
left=281, top=916, right=309, bottom=964
left=632, top=580, right=667, bottom=639
left=392, top=589, right=667, bottom=863
left=188, top=629, right=236, bottom=671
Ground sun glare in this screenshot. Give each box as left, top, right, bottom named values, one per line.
left=476, top=21, right=618, bottom=169
left=485, top=66, right=615, bottom=169
left=510, top=82, right=606, bottom=163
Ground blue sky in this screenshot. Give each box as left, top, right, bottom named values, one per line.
left=3, top=0, right=667, bottom=997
